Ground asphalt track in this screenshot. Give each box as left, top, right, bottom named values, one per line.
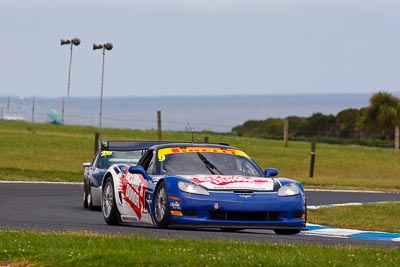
left=1, top=182, right=400, bottom=248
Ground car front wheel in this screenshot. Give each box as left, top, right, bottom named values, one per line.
left=102, top=176, right=120, bottom=225
left=154, top=182, right=169, bottom=228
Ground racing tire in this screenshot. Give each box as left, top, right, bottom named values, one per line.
left=220, top=228, right=244, bottom=232
left=83, top=191, right=88, bottom=209
left=154, top=182, right=170, bottom=228
left=273, top=229, right=301, bottom=235
left=88, top=186, right=100, bottom=211
left=102, top=176, right=121, bottom=225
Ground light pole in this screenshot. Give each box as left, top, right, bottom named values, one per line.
left=60, top=37, right=80, bottom=123
left=93, top=42, right=113, bottom=139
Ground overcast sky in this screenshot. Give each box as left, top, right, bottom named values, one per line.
left=1, top=0, right=400, bottom=97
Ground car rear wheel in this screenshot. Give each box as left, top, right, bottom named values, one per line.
left=83, top=191, right=88, bottom=208
left=154, top=182, right=169, bottom=228
left=102, top=176, right=120, bottom=225
left=88, top=186, right=100, bottom=211
left=273, top=229, right=301, bottom=235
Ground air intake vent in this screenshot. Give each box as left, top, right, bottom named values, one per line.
left=182, top=210, right=198, bottom=216
left=227, top=212, right=266, bottom=221
left=209, top=211, right=271, bottom=221
left=233, top=190, right=254, bottom=194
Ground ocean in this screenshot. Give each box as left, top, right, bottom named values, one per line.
left=0, top=94, right=372, bottom=133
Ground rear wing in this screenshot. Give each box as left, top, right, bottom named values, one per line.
left=100, top=140, right=170, bottom=151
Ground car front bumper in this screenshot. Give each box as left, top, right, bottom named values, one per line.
left=165, top=191, right=306, bottom=229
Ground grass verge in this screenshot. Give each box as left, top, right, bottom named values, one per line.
left=1, top=231, right=399, bottom=267
left=1, top=121, right=400, bottom=191
left=1, top=121, right=400, bottom=265
left=308, top=202, right=400, bottom=232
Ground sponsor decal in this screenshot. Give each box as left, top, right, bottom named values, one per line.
left=122, top=216, right=136, bottom=222
left=158, top=147, right=250, bottom=161
left=238, top=194, right=253, bottom=198
left=119, top=168, right=147, bottom=219
left=170, top=201, right=181, bottom=210
left=146, top=194, right=152, bottom=203
left=190, top=175, right=269, bottom=186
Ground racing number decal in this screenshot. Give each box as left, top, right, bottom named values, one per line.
left=158, top=155, right=166, bottom=162
left=101, top=151, right=113, bottom=157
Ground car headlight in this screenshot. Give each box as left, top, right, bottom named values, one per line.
left=178, top=181, right=209, bottom=195
left=278, top=184, right=300, bottom=196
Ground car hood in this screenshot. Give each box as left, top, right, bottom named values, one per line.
left=179, top=175, right=274, bottom=191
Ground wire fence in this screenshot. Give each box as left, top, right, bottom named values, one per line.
left=0, top=105, right=236, bottom=133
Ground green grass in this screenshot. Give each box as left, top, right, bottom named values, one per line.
left=1, top=121, right=400, bottom=266
left=308, top=202, right=400, bottom=232
left=0, top=231, right=399, bottom=267
left=1, top=120, right=400, bottom=191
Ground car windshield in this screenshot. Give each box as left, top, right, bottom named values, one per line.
left=97, top=150, right=143, bottom=169
left=158, top=147, right=264, bottom=176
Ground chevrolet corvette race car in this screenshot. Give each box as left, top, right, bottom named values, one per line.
left=82, top=141, right=162, bottom=210
left=101, top=143, right=307, bottom=234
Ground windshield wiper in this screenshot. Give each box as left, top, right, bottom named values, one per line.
left=196, top=152, right=223, bottom=175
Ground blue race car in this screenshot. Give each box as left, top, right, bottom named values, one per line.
left=101, top=143, right=306, bottom=234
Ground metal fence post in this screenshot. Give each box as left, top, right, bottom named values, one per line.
left=395, top=125, right=399, bottom=157
left=283, top=118, right=289, bottom=148
left=157, top=110, right=162, bottom=141
left=94, top=132, right=100, bottom=154
left=309, top=141, right=316, bottom=178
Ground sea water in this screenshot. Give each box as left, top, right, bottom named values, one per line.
left=0, top=94, right=372, bottom=133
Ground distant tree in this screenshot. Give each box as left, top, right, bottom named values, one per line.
left=361, top=91, right=400, bottom=140
left=231, top=92, right=400, bottom=143
left=263, top=118, right=283, bottom=136
left=299, top=113, right=336, bottom=137
left=232, top=118, right=284, bottom=138
left=286, top=116, right=307, bottom=137
left=232, top=120, right=264, bottom=137
left=335, top=108, right=359, bottom=138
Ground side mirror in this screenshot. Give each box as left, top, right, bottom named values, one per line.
left=265, top=168, right=278, bottom=177
left=128, top=165, right=152, bottom=181
left=128, top=165, right=146, bottom=175
left=82, top=162, right=91, bottom=167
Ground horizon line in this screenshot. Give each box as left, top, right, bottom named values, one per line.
left=1, top=91, right=398, bottom=99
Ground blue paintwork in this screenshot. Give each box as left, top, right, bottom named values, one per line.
left=265, top=168, right=278, bottom=177
left=127, top=165, right=306, bottom=229
left=91, top=171, right=105, bottom=187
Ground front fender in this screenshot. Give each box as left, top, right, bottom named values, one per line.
left=148, top=176, right=182, bottom=220
left=101, top=164, right=126, bottom=188
left=90, top=171, right=106, bottom=187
